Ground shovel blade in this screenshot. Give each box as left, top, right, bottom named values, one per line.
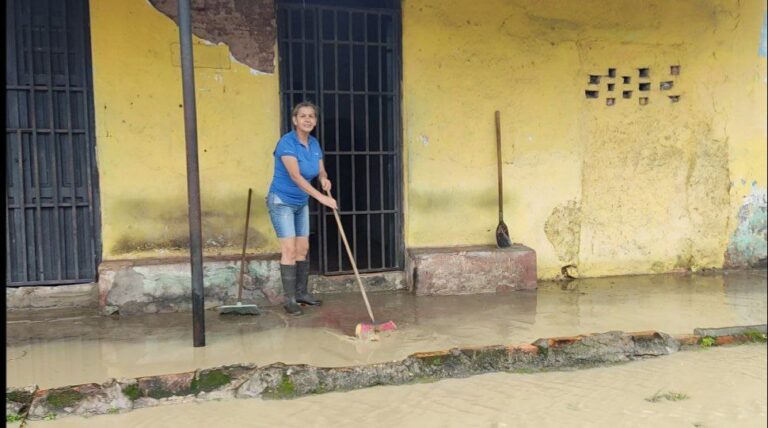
left=496, top=222, right=512, bottom=248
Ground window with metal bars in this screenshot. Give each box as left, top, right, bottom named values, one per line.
left=276, top=0, right=403, bottom=275
left=5, top=0, right=101, bottom=286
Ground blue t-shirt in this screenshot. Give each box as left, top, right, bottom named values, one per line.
left=268, top=131, right=324, bottom=205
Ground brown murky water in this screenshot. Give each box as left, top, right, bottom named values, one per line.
left=6, top=271, right=767, bottom=389
left=22, top=345, right=767, bottom=428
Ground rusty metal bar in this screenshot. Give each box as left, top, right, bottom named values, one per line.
left=30, top=0, right=50, bottom=281
left=378, top=19, right=385, bottom=268
left=311, top=6, right=322, bottom=273
left=8, top=0, right=28, bottom=283
left=348, top=15, right=356, bottom=267
left=23, top=0, right=40, bottom=281
left=47, top=0, right=62, bottom=280
left=364, top=13, right=371, bottom=270
left=177, top=0, right=205, bottom=348
left=64, top=2, right=80, bottom=279
left=333, top=9, right=341, bottom=271
left=15, top=132, right=28, bottom=282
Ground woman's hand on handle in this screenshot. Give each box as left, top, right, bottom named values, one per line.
left=323, top=189, right=338, bottom=210
left=320, top=177, right=332, bottom=192
left=320, top=194, right=337, bottom=210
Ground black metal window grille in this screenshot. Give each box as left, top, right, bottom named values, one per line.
left=5, top=0, right=101, bottom=286
left=276, top=1, right=403, bottom=275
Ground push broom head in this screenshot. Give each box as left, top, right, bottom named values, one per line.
left=355, top=320, right=397, bottom=339
left=218, top=301, right=260, bottom=315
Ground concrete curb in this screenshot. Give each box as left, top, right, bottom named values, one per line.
left=6, top=324, right=766, bottom=422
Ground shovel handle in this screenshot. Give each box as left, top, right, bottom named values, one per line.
left=495, top=111, right=504, bottom=222
left=326, top=190, right=376, bottom=323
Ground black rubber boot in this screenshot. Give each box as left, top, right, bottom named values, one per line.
left=295, top=260, right=322, bottom=306
left=280, top=264, right=303, bottom=316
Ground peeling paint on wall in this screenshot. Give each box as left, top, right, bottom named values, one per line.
left=726, top=185, right=767, bottom=268
left=148, top=0, right=276, bottom=73
left=544, top=200, right=582, bottom=266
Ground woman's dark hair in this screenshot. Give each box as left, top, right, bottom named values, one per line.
left=291, top=101, right=319, bottom=118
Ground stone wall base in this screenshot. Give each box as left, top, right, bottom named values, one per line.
left=97, top=256, right=407, bottom=315
left=11, top=245, right=539, bottom=314
left=6, top=283, right=98, bottom=310
left=407, top=245, right=537, bottom=295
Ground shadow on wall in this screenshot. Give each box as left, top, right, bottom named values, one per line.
left=110, top=193, right=269, bottom=255
left=726, top=184, right=768, bottom=268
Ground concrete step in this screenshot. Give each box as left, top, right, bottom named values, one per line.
left=407, top=244, right=537, bottom=296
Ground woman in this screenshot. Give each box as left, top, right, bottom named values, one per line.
left=267, top=101, right=337, bottom=316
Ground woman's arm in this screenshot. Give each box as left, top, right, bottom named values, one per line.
left=281, top=156, right=337, bottom=209
left=318, top=160, right=332, bottom=191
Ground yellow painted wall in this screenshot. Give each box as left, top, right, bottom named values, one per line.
left=90, top=0, right=281, bottom=260
left=401, top=0, right=767, bottom=278
left=91, top=0, right=766, bottom=279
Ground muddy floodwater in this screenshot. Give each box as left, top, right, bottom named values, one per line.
left=7, top=271, right=767, bottom=389
left=21, top=344, right=767, bottom=428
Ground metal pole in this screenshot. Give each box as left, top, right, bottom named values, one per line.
left=177, top=0, right=205, bottom=347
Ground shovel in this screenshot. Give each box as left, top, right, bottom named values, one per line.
left=495, top=111, right=512, bottom=248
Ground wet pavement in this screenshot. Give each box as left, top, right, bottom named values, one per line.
left=6, top=269, right=767, bottom=389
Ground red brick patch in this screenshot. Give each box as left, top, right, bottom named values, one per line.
left=673, top=334, right=701, bottom=346
left=545, top=336, right=583, bottom=348
left=715, top=335, right=736, bottom=346
left=411, top=350, right=451, bottom=360
left=513, top=344, right=539, bottom=355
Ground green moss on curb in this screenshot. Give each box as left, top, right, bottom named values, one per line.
left=536, top=345, right=549, bottom=357
left=122, top=384, right=140, bottom=401
left=743, top=330, right=767, bottom=343
left=6, top=390, right=32, bottom=404
left=191, top=370, right=231, bottom=393
left=276, top=375, right=296, bottom=397
left=263, top=374, right=297, bottom=399
left=700, top=336, right=716, bottom=347
left=146, top=388, right=177, bottom=399
left=311, top=385, right=326, bottom=394
left=46, top=389, right=83, bottom=409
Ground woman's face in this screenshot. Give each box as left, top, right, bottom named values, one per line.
left=292, top=106, right=317, bottom=134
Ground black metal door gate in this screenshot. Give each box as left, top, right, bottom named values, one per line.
left=5, top=0, right=100, bottom=286
left=277, top=0, right=403, bottom=275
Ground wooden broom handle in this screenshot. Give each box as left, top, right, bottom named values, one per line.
left=237, top=188, right=252, bottom=302
left=326, top=190, right=376, bottom=323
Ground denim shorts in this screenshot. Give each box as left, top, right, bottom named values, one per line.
left=266, top=192, right=309, bottom=238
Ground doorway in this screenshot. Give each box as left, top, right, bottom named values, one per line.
left=5, top=0, right=101, bottom=286
left=276, top=0, right=403, bottom=275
